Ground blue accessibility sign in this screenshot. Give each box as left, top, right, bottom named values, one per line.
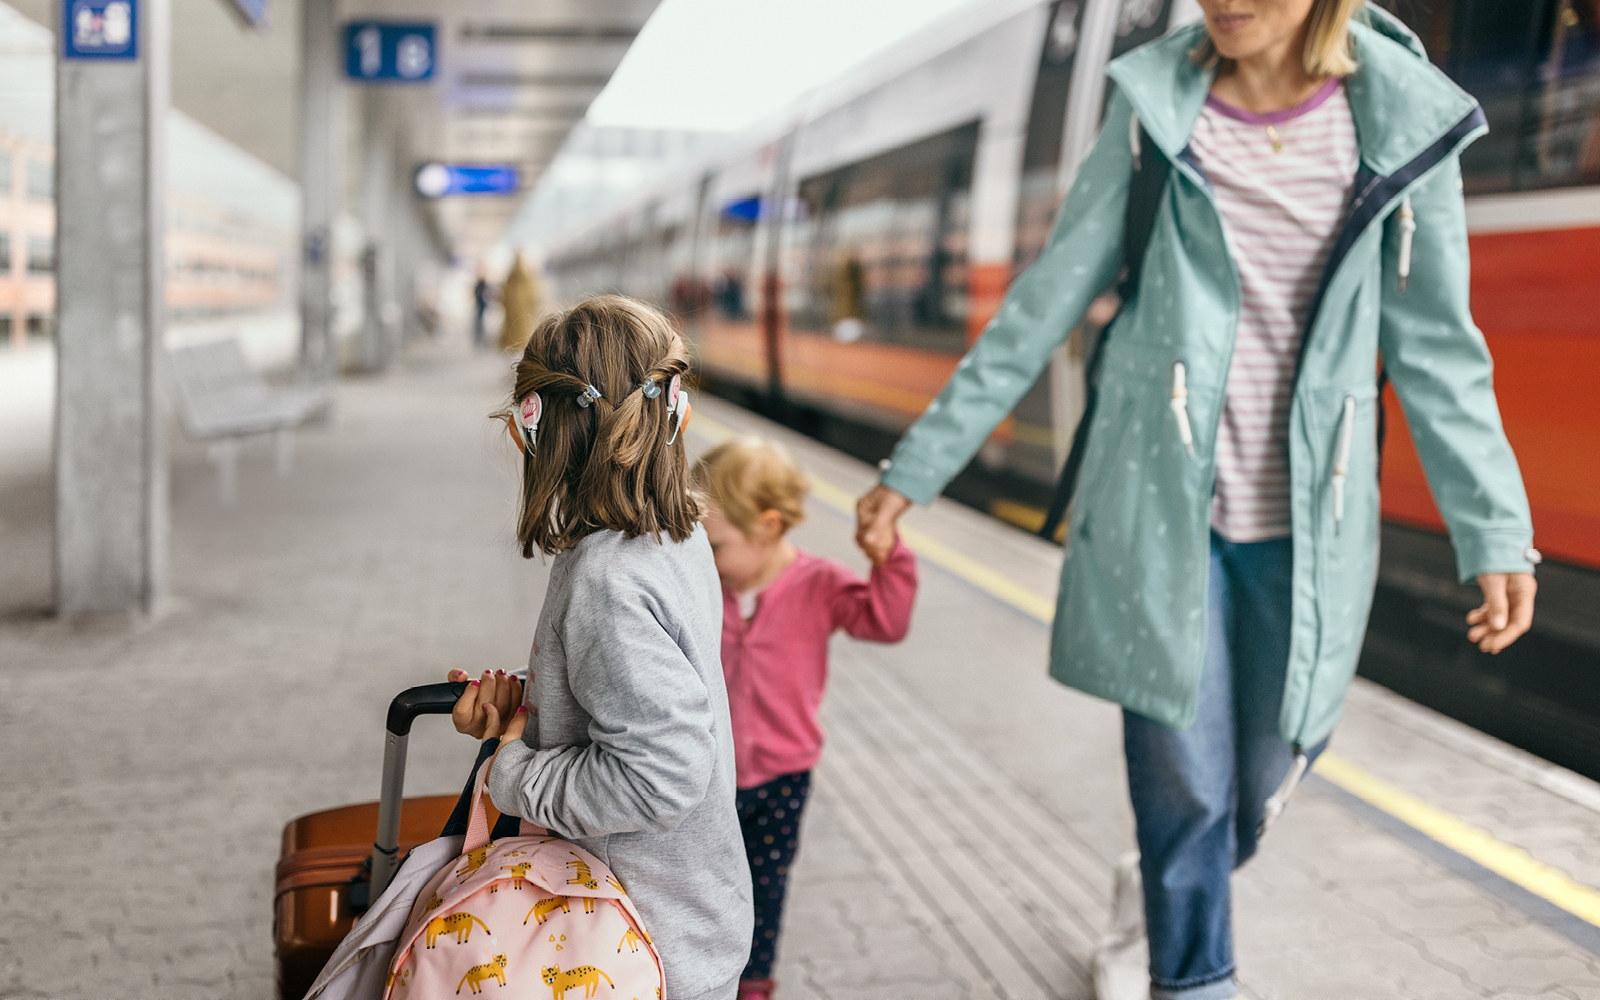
left=345, top=22, right=435, bottom=82
left=414, top=163, right=521, bottom=198
left=63, top=0, right=137, bottom=59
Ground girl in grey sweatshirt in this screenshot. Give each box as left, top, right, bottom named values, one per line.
left=453, top=296, right=753, bottom=1000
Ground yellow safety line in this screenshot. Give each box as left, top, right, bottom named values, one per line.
left=1313, top=751, right=1600, bottom=926
left=691, top=409, right=1600, bottom=928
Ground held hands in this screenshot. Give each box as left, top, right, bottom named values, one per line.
left=1468, top=573, right=1536, bottom=654
left=447, top=669, right=528, bottom=741
left=855, top=484, right=912, bottom=566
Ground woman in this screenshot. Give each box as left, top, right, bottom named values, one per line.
left=855, top=3, right=1538, bottom=999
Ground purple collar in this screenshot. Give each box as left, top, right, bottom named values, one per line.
left=1205, top=77, right=1342, bottom=125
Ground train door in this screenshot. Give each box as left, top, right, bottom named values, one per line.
left=994, top=0, right=1177, bottom=521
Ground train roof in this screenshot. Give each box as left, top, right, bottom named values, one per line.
left=537, top=0, right=1048, bottom=257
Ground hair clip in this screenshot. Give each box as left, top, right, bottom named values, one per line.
left=640, top=379, right=663, bottom=399
left=576, top=384, right=603, bottom=408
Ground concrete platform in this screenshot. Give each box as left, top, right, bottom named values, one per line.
left=2, top=342, right=1599, bottom=998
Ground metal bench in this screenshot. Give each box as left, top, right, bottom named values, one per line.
left=166, top=338, right=331, bottom=503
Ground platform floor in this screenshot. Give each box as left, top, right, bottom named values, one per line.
left=2, top=342, right=1599, bottom=998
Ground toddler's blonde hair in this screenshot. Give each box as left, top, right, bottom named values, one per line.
left=692, top=436, right=808, bottom=537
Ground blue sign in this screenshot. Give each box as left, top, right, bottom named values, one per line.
left=228, top=0, right=268, bottom=28
left=414, top=163, right=520, bottom=198
left=345, top=22, right=435, bottom=82
left=63, top=0, right=137, bottom=60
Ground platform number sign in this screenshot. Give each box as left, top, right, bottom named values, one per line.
left=63, top=0, right=137, bottom=59
left=344, top=22, right=435, bottom=82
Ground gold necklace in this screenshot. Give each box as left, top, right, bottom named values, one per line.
left=1265, top=123, right=1285, bottom=154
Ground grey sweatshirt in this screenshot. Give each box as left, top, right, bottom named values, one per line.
left=488, top=525, right=753, bottom=1000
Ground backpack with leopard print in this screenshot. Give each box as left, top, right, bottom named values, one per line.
left=383, top=756, right=663, bottom=1000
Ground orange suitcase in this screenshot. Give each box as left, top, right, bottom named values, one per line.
left=272, top=682, right=505, bottom=1000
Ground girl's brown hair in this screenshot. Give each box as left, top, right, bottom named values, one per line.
left=502, top=295, right=703, bottom=557
left=1193, top=0, right=1364, bottom=78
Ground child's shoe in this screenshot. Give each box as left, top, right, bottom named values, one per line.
left=738, top=978, right=776, bottom=1000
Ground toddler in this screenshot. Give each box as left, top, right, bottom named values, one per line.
left=692, top=437, right=917, bottom=1000
left=451, top=296, right=753, bottom=1000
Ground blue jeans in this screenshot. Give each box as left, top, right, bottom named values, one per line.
left=1123, top=533, right=1325, bottom=1000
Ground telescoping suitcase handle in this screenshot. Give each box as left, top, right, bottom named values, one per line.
left=370, top=681, right=469, bottom=899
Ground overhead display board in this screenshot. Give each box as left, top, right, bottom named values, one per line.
left=63, top=0, right=137, bottom=59
left=344, top=22, right=436, bottom=82
left=414, top=163, right=520, bottom=198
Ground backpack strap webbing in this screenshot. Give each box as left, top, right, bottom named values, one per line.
left=1038, top=127, right=1170, bottom=541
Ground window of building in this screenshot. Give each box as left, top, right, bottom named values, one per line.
left=26, top=159, right=52, bottom=201
left=26, top=313, right=53, bottom=340
left=26, top=234, right=53, bottom=275
left=0, top=233, right=10, bottom=272
left=0, top=150, right=12, bottom=194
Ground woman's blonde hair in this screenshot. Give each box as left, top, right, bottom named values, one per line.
left=691, top=436, right=808, bottom=538
left=502, top=295, right=703, bottom=557
left=1193, top=0, right=1364, bottom=78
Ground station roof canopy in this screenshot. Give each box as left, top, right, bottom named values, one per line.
left=339, top=0, right=662, bottom=256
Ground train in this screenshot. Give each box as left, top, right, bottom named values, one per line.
left=541, top=0, right=1600, bottom=778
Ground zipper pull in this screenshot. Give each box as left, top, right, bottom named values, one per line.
left=1397, top=197, right=1415, bottom=292
left=1130, top=111, right=1142, bottom=164
left=1170, top=361, right=1194, bottom=458
left=1333, top=395, right=1355, bottom=533
left=1257, top=749, right=1309, bottom=840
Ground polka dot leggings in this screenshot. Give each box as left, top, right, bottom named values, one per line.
left=737, top=770, right=812, bottom=981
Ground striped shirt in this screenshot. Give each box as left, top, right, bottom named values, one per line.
left=1189, top=78, right=1358, bottom=542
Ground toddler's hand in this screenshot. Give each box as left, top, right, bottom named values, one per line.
left=447, top=669, right=524, bottom=739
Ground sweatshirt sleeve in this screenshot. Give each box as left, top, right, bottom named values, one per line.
left=1378, top=157, right=1535, bottom=582
left=487, top=569, right=717, bottom=838
left=879, top=88, right=1134, bottom=504
left=829, top=538, right=918, bottom=642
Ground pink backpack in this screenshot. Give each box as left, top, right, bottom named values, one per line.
left=383, top=764, right=663, bottom=1000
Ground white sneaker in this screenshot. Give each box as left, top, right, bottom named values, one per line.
left=1094, top=851, right=1150, bottom=1000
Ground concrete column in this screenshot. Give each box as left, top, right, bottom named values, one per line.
left=53, top=0, right=171, bottom=616
left=298, top=0, right=345, bottom=380
left=355, top=87, right=398, bottom=372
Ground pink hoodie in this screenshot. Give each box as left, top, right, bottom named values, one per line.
left=720, top=539, right=917, bottom=789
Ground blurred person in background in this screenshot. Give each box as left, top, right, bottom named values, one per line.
left=472, top=270, right=494, bottom=348
left=855, top=3, right=1538, bottom=999
left=498, top=253, right=538, bottom=352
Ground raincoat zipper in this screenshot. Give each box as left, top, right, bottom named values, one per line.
left=1332, top=395, right=1355, bottom=534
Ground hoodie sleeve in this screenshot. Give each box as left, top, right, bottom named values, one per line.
left=487, top=567, right=717, bottom=838
left=879, top=87, right=1135, bottom=505
left=1378, top=156, right=1536, bottom=581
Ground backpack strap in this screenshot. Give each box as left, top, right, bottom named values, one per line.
left=1038, top=126, right=1169, bottom=540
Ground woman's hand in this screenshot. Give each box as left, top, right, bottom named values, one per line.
left=856, top=485, right=912, bottom=565
left=1467, top=573, right=1536, bottom=653
left=447, top=669, right=525, bottom=739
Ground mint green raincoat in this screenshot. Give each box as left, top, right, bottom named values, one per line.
left=880, top=8, right=1536, bottom=748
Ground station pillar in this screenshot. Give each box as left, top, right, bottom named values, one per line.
left=298, top=0, right=346, bottom=380
left=53, top=0, right=172, bottom=616
left=356, top=89, right=397, bottom=373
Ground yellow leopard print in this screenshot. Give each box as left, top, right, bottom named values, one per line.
left=456, top=954, right=508, bottom=995
left=565, top=853, right=600, bottom=890
left=525, top=895, right=571, bottom=925
left=423, top=911, right=491, bottom=948
left=540, top=963, right=614, bottom=999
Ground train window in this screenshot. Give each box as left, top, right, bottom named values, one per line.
left=1014, top=0, right=1174, bottom=270
left=710, top=194, right=759, bottom=321
left=1382, top=0, right=1600, bottom=194
left=790, top=122, right=979, bottom=355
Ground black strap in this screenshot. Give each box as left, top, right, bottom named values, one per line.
left=1039, top=127, right=1169, bottom=540
left=1375, top=365, right=1389, bottom=483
